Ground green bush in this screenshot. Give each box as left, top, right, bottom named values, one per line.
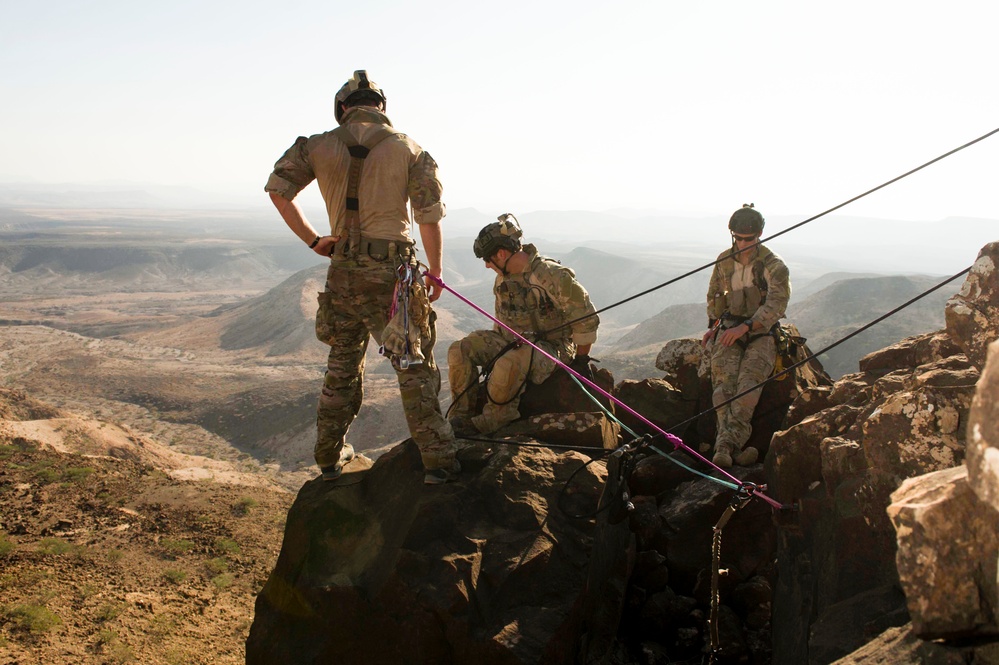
left=3, top=603, right=61, bottom=634
left=205, top=557, right=229, bottom=574
left=163, top=569, right=187, bottom=584
left=38, top=537, right=77, bottom=556
left=213, top=538, right=240, bottom=555
left=0, top=532, right=15, bottom=559
left=33, top=467, right=59, bottom=484
left=64, top=467, right=95, bottom=482
left=211, top=573, right=234, bottom=590
left=234, top=496, right=258, bottom=516
left=161, top=539, right=196, bottom=556
left=95, top=602, right=124, bottom=622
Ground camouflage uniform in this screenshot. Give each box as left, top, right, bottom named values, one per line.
left=706, top=244, right=790, bottom=457
left=265, top=106, right=456, bottom=472
left=448, top=244, right=598, bottom=433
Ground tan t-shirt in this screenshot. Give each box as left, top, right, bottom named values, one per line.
left=264, top=107, right=445, bottom=242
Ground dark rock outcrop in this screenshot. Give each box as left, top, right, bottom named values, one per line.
left=246, top=439, right=629, bottom=665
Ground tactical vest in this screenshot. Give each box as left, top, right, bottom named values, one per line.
left=712, top=245, right=777, bottom=321
left=495, top=254, right=573, bottom=341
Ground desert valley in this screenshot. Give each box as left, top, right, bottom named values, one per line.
left=1, top=198, right=996, bottom=663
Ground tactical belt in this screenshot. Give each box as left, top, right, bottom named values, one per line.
left=330, top=236, right=413, bottom=261
left=330, top=124, right=399, bottom=258
left=719, top=313, right=779, bottom=348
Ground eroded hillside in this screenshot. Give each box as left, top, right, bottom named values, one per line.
left=0, top=389, right=294, bottom=664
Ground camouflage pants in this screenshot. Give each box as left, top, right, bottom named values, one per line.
left=447, top=329, right=564, bottom=434
left=314, top=256, right=455, bottom=471
left=709, top=335, right=776, bottom=454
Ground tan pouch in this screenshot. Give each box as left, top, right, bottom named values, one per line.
left=315, top=292, right=337, bottom=346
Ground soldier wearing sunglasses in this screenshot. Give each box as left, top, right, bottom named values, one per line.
left=701, top=204, right=791, bottom=469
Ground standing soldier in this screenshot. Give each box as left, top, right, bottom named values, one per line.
left=701, top=204, right=791, bottom=468
left=265, top=70, right=459, bottom=485
left=448, top=215, right=599, bottom=437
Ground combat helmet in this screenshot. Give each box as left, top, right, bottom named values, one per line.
left=473, top=213, right=523, bottom=259
left=334, top=70, right=387, bottom=124
left=728, top=203, right=765, bottom=235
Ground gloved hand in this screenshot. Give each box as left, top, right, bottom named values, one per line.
left=569, top=354, right=593, bottom=374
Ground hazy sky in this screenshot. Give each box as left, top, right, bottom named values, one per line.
left=1, top=0, right=997, bottom=222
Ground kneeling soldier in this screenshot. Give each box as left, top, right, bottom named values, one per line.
left=448, top=215, right=599, bottom=436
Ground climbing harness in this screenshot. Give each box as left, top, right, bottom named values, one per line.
left=708, top=483, right=761, bottom=663
left=380, top=260, right=425, bottom=370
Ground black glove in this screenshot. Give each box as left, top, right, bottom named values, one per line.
left=569, top=354, right=592, bottom=373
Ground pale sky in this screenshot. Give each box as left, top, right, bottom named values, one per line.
left=1, top=0, right=997, bottom=222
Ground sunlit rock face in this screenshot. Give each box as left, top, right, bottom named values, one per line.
left=945, top=241, right=999, bottom=370
left=967, top=339, right=999, bottom=510
left=888, top=466, right=999, bottom=640
left=766, top=329, right=981, bottom=663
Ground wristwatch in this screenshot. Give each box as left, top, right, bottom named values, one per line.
left=308, top=235, right=322, bottom=249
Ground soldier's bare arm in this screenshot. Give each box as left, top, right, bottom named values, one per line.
left=269, top=192, right=335, bottom=256
left=418, top=222, right=444, bottom=302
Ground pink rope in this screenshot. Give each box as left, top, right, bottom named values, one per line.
left=426, top=272, right=784, bottom=510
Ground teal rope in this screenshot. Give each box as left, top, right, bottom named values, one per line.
left=567, top=373, right=739, bottom=491
left=567, top=372, right=641, bottom=438
left=647, top=444, right=740, bottom=491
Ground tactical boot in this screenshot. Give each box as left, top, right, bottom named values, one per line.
left=424, top=459, right=461, bottom=485
left=448, top=415, right=479, bottom=439
left=734, top=446, right=759, bottom=466
left=712, top=442, right=733, bottom=469
left=320, top=444, right=356, bottom=481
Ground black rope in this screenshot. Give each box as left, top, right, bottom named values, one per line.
left=456, top=433, right=610, bottom=456
left=542, top=125, right=999, bottom=337
left=657, top=265, right=973, bottom=442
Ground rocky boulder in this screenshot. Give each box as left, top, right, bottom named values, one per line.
left=518, top=360, right=616, bottom=419
left=766, top=330, right=981, bottom=663
left=887, top=465, right=999, bottom=640
left=945, top=241, right=999, bottom=369
left=246, top=438, right=629, bottom=665
left=967, top=338, right=999, bottom=509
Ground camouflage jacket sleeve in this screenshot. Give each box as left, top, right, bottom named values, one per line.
left=751, top=250, right=791, bottom=331
left=532, top=260, right=599, bottom=346
left=264, top=136, right=315, bottom=200
left=407, top=149, right=445, bottom=225
left=706, top=250, right=730, bottom=324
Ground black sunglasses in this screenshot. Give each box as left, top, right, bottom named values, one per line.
left=731, top=233, right=758, bottom=242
